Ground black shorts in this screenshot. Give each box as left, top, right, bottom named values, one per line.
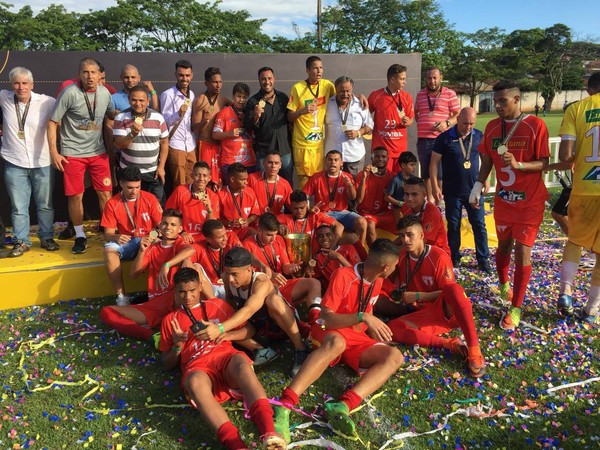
left=552, top=187, right=571, bottom=216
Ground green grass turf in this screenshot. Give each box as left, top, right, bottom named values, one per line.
left=475, top=111, right=565, bottom=138
left=0, top=188, right=598, bottom=449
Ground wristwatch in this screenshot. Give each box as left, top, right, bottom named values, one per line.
left=445, top=120, right=451, bottom=127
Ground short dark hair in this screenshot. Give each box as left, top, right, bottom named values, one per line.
left=95, top=60, right=106, bottom=73
left=258, top=66, right=274, bottom=78
left=425, top=66, right=441, bottom=75
left=290, top=189, right=308, bottom=204
left=228, top=163, right=248, bottom=177
left=175, top=60, right=193, bottom=70
left=204, top=66, right=221, bottom=81
left=233, top=82, right=250, bottom=97
left=305, top=56, right=322, bottom=69
left=326, top=149, right=342, bottom=159
left=174, top=267, right=199, bottom=285
left=258, top=212, right=280, bottom=232
left=334, top=76, right=353, bottom=88
left=162, top=208, right=183, bottom=222
left=493, top=79, right=520, bottom=92
left=588, top=72, right=600, bottom=91
left=202, top=219, right=225, bottom=237
left=387, top=64, right=407, bottom=81
left=372, top=146, right=388, bottom=154
left=404, top=176, right=425, bottom=188
left=369, top=238, right=401, bottom=258
left=399, top=152, right=417, bottom=165
left=128, top=85, right=149, bottom=97
left=396, top=215, right=423, bottom=231
left=193, top=161, right=211, bottom=172
left=315, top=223, right=333, bottom=234
left=120, top=166, right=142, bottom=182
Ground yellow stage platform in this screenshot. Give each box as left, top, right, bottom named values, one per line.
left=0, top=228, right=147, bottom=310
left=1, top=209, right=496, bottom=310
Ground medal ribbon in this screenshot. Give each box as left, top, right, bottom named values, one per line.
left=121, top=193, right=139, bottom=232
left=306, top=80, right=320, bottom=101
left=402, top=245, right=429, bottom=292
left=385, top=87, right=403, bottom=112
left=255, top=235, right=279, bottom=272
left=207, top=246, right=224, bottom=277
left=80, top=87, right=97, bottom=124
left=293, top=218, right=308, bottom=234
left=426, top=89, right=441, bottom=113
left=13, top=95, right=31, bottom=137
left=228, top=187, right=244, bottom=218
left=263, top=174, right=278, bottom=209
left=357, top=263, right=377, bottom=313
left=327, top=174, right=341, bottom=203
left=458, top=132, right=474, bottom=164
left=500, top=113, right=525, bottom=148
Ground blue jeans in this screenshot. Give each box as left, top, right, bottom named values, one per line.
left=4, top=161, right=55, bottom=245
left=256, top=153, right=294, bottom=184
left=444, top=194, right=489, bottom=264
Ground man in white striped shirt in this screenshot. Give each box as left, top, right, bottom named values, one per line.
left=113, top=85, right=169, bottom=204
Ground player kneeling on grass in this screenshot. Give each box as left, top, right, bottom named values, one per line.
left=273, top=238, right=403, bottom=442
left=160, top=268, right=286, bottom=450
left=385, top=215, right=486, bottom=378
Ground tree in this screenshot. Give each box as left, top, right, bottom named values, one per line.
left=26, top=4, right=92, bottom=51
left=80, top=2, right=146, bottom=51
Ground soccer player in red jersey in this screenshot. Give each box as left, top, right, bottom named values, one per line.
left=218, top=163, right=260, bottom=241
left=248, top=150, right=292, bottom=215
left=160, top=268, right=286, bottom=450
left=303, top=150, right=367, bottom=246
left=165, top=161, right=219, bottom=243
left=470, top=79, right=550, bottom=330
left=368, top=64, right=414, bottom=172
left=272, top=238, right=403, bottom=442
left=398, top=176, right=451, bottom=257
left=99, top=209, right=199, bottom=344
left=101, top=167, right=163, bottom=306
left=213, top=82, right=256, bottom=182
left=311, top=224, right=363, bottom=290
left=356, top=146, right=396, bottom=243
left=386, top=216, right=486, bottom=378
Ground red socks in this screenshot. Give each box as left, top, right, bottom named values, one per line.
left=339, top=389, right=363, bottom=412
left=495, top=251, right=511, bottom=284
left=512, top=264, right=532, bottom=308
left=249, top=398, right=275, bottom=436
left=441, top=283, right=479, bottom=348
left=99, top=306, right=153, bottom=341
left=217, top=421, right=246, bottom=450
left=388, top=319, right=448, bottom=348
left=280, top=386, right=299, bottom=408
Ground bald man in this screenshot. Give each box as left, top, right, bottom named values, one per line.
left=112, top=64, right=159, bottom=113
left=430, top=107, right=490, bottom=272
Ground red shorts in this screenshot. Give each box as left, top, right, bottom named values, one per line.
left=494, top=217, right=542, bottom=247
left=310, top=324, right=383, bottom=373
left=279, top=278, right=302, bottom=305
left=389, top=295, right=459, bottom=338
left=63, top=154, right=112, bottom=196
left=133, top=292, right=175, bottom=328
left=361, top=213, right=397, bottom=234
left=198, top=141, right=221, bottom=186
left=183, top=346, right=251, bottom=404
left=386, top=156, right=400, bottom=174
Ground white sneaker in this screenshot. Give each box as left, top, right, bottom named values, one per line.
left=116, top=293, right=131, bottom=306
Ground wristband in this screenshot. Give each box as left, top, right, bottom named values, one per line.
left=415, top=292, right=420, bottom=301
left=518, top=162, right=523, bottom=170
left=206, top=209, right=213, bottom=214
left=218, top=323, right=225, bottom=334
left=357, top=131, right=362, bottom=139
left=358, top=312, right=363, bottom=323
left=163, top=262, right=171, bottom=269
left=172, top=345, right=182, bottom=354
left=150, top=90, right=157, bottom=95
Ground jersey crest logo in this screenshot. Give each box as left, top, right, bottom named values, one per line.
left=497, top=225, right=507, bottom=232
left=421, top=276, right=434, bottom=287
left=582, top=166, right=600, bottom=181
left=244, top=207, right=251, bottom=215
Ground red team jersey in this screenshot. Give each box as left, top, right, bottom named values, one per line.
left=356, top=170, right=394, bottom=215
left=192, top=232, right=242, bottom=283
left=248, top=172, right=293, bottom=214
left=303, top=171, right=356, bottom=212
left=479, top=114, right=550, bottom=224
left=101, top=191, right=162, bottom=236
left=368, top=88, right=414, bottom=158
left=218, top=186, right=261, bottom=223
left=395, top=245, right=455, bottom=293
left=141, top=238, right=190, bottom=297
left=165, top=185, right=221, bottom=237
left=401, top=201, right=450, bottom=256
left=314, top=244, right=362, bottom=282
left=213, top=106, right=256, bottom=167
left=243, top=234, right=290, bottom=273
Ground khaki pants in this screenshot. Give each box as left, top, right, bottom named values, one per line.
left=168, top=148, right=196, bottom=186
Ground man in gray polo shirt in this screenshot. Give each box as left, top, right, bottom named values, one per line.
left=48, top=57, right=116, bottom=254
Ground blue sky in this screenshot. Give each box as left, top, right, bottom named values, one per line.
left=9, top=0, right=599, bottom=42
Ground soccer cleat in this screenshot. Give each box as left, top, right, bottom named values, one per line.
left=260, top=432, right=286, bottom=450
left=500, top=307, right=521, bottom=331
left=291, top=349, right=310, bottom=377
left=557, top=294, right=574, bottom=316
left=253, top=347, right=279, bottom=367
left=577, top=309, right=597, bottom=326
left=467, top=354, right=486, bottom=378
left=324, top=402, right=357, bottom=437
left=499, top=282, right=513, bottom=304
left=150, top=332, right=161, bottom=350
left=272, top=405, right=291, bottom=444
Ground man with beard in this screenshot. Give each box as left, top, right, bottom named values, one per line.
left=112, top=64, right=159, bottom=113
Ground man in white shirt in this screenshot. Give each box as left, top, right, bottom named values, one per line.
left=325, top=76, right=373, bottom=177
left=159, top=60, right=196, bottom=186
left=0, top=67, right=58, bottom=257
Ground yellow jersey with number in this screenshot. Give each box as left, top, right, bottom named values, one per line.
left=559, top=93, right=600, bottom=195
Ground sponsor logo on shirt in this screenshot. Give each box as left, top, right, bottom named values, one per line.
left=584, top=109, right=600, bottom=123
left=304, top=131, right=323, bottom=141
left=582, top=166, right=600, bottom=181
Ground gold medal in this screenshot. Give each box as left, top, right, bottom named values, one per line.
left=308, top=259, right=317, bottom=268
left=149, top=230, right=159, bottom=242
left=463, top=161, right=472, bottom=169
left=428, top=111, right=434, bottom=118
left=371, top=167, right=378, bottom=174
left=398, top=109, right=405, bottom=118
left=341, top=124, right=348, bottom=132
left=184, top=98, right=191, bottom=107
left=328, top=201, right=336, bottom=209
left=258, top=99, right=266, bottom=108
left=134, top=116, right=143, bottom=125
left=497, top=144, right=508, bottom=155
left=17, top=130, right=25, bottom=139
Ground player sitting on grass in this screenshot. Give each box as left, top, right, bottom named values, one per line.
left=273, top=238, right=403, bottom=442
left=160, top=267, right=286, bottom=450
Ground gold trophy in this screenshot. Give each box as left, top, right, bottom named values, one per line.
left=284, top=233, right=311, bottom=277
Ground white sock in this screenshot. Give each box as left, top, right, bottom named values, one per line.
left=585, top=285, right=600, bottom=316
left=74, top=225, right=86, bottom=239
left=313, top=296, right=322, bottom=305
left=560, top=261, right=578, bottom=295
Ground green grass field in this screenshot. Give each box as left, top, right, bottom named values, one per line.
left=475, top=111, right=565, bottom=138
left=0, top=189, right=598, bottom=449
